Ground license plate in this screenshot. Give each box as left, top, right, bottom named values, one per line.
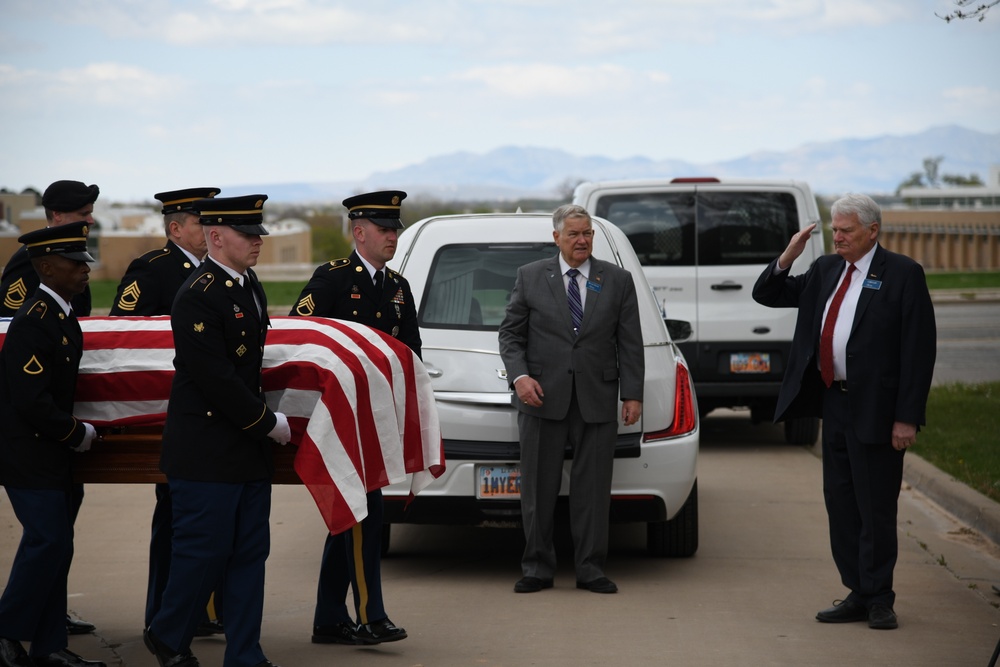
left=730, top=352, right=771, bottom=374
left=476, top=464, right=521, bottom=500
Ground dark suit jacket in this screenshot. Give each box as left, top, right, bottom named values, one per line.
left=499, top=255, right=644, bottom=424
left=752, top=244, right=936, bottom=444
left=1, top=245, right=92, bottom=316
left=290, top=249, right=421, bottom=357
left=160, top=257, right=277, bottom=482
left=109, top=239, right=200, bottom=316
left=0, top=290, right=87, bottom=488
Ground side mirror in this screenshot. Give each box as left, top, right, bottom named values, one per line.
left=665, top=319, right=692, bottom=343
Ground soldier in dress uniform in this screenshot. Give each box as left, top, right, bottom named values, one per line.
left=108, top=187, right=228, bottom=637
left=291, top=190, right=420, bottom=646
left=143, top=195, right=291, bottom=667
left=0, top=180, right=99, bottom=637
left=0, top=221, right=104, bottom=667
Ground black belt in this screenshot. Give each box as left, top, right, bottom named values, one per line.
left=829, top=380, right=848, bottom=392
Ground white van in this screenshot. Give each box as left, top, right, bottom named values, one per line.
left=574, top=178, right=825, bottom=444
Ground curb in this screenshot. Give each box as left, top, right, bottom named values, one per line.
left=903, top=453, right=1000, bottom=547
left=930, top=288, right=1000, bottom=304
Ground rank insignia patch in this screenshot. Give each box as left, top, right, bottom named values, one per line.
left=23, top=355, right=43, bottom=375
left=295, top=295, right=316, bottom=316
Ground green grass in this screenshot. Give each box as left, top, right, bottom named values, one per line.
left=924, top=271, right=1000, bottom=290
left=911, top=382, right=1000, bottom=503
left=89, top=280, right=306, bottom=311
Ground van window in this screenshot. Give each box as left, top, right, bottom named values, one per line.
left=595, top=190, right=799, bottom=267
left=594, top=193, right=696, bottom=267
left=696, top=192, right=799, bottom=266
left=419, top=243, right=555, bottom=330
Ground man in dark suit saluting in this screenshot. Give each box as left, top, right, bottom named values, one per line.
left=143, top=194, right=290, bottom=667
left=753, top=193, right=936, bottom=630
left=499, top=204, right=644, bottom=595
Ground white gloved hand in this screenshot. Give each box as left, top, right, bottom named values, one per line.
left=268, top=412, right=291, bottom=445
left=73, top=423, right=97, bottom=453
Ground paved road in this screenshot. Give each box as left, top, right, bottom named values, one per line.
left=3, top=412, right=999, bottom=667
left=933, top=300, right=1000, bottom=385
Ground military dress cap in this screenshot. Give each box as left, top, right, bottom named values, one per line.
left=343, top=190, right=407, bottom=229
left=41, top=180, right=100, bottom=212
left=194, top=194, right=269, bottom=236
left=155, top=187, right=221, bottom=215
left=18, top=220, right=95, bottom=262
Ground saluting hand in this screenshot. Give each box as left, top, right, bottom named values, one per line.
left=778, top=222, right=817, bottom=270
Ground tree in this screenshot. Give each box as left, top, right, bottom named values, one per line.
left=895, top=156, right=984, bottom=194
left=923, top=156, right=944, bottom=188
left=942, top=173, right=984, bottom=187
left=937, top=0, right=999, bottom=22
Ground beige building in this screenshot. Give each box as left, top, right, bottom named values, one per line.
left=0, top=202, right=313, bottom=282
left=881, top=171, right=1000, bottom=271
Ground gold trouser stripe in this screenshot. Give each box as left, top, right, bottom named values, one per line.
left=352, top=523, right=370, bottom=624
left=206, top=592, right=218, bottom=620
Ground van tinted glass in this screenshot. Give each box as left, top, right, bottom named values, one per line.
left=696, top=192, right=799, bottom=266
left=594, top=193, right=696, bottom=266
left=419, top=243, right=555, bottom=330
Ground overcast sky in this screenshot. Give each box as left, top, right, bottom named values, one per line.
left=2, top=0, right=998, bottom=202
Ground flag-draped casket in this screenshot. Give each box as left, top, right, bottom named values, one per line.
left=0, top=316, right=444, bottom=534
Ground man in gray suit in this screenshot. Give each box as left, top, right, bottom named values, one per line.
left=499, top=204, right=644, bottom=595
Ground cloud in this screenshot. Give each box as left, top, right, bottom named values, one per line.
left=0, top=62, right=182, bottom=112
left=451, top=63, right=666, bottom=98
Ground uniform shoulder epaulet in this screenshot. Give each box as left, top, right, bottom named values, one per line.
left=326, top=258, right=351, bottom=271
left=145, top=246, right=172, bottom=263
left=26, top=299, right=48, bottom=319
left=191, top=272, right=215, bottom=292
left=387, top=268, right=404, bottom=280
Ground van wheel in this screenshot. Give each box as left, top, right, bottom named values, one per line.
left=784, top=416, right=819, bottom=445
left=381, top=523, right=391, bottom=557
left=647, top=481, right=698, bottom=557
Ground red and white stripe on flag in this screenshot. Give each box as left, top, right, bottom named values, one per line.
left=0, top=316, right=444, bottom=535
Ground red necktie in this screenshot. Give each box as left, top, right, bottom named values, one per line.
left=819, top=263, right=856, bottom=387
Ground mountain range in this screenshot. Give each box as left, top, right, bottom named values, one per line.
left=237, top=125, right=1000, bottom=203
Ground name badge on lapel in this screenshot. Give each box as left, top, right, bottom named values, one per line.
left=862, top=278, right=882, bottom=290
left=586, top=280, right=602, bottom=293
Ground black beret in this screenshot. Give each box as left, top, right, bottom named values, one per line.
left=343, top=190, right=407, bottom=229
left=195, top=194, right=269, bottom=236
left=41, top=180, right=100, bottom=212
left=155, top=187, right=221, bottom=215
left=18, top=221, right=95, bottom=262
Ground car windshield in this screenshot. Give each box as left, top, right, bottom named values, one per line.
left=595, top=191, right=799, bottom=267
left=419, top=243, right=556, bottom=330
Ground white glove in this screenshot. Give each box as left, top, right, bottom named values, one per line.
left=73, top=423, right=97, bottom=453
left=268, top=412, right=291, bottom=445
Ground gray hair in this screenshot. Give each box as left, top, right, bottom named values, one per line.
left=831, top=193, right=881, bottom=230
left=163, top=211, right=189, bottom=236
left=552, top=204, right=591, bottom=232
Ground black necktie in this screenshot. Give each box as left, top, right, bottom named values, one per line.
left=374, top=269, right=384, bottom=292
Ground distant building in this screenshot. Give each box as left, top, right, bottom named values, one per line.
left=881, top=165, right=1000, bottom=271
left=0, top=202, right=314, bottom=283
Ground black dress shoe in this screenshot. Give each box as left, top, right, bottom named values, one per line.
left=514, top=576, right=554, bottom=593
left=0, top=637, right=32, bottom=667
left=143, top=628, right=200, bottom=667
left=355, top=618, right=407, bottom=645
left=867, top=603, right=898, bottom=630
left=815, top=599, right=867, bottom=623
left=31, top=649, right=106, bottom=667
left=65, top=616, right=95, bottom=636
left=193, top=620, right=224, bottom=637
left=311, top=622, right=358, bottom=645
left=575, top=577, right=618, bottom=594
left=253, top=662, right=280, bottom=667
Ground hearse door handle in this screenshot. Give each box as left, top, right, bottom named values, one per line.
left=425, top=365, right=443, bottom=378
left=710, top=282, right=742, bottom=291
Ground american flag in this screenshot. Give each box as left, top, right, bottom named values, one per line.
left=0, top=316, right=444, bottom=535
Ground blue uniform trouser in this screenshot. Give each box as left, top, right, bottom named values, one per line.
left=313, top=489, right=386, bottom=626
left=145, top=482, right=224, bottom=628
left=149, top=478, right=270, bottom=667
left=0, top=488, right=74, bottom=656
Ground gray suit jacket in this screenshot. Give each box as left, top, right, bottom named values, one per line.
left=499, top=255, right=644, bottom=424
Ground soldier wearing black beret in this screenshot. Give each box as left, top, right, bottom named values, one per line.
left=0, top=221, right=106, bottom=667
left=107, top=187, right=228, bottom=636
left=143, top=195, right=290, bottom=667
left=1, top=180, right=99, bottom=318
left=290, top=190, right=419, bottom=647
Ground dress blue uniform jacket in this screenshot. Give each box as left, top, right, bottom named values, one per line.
left=109, top=240, right=201, bottom=316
